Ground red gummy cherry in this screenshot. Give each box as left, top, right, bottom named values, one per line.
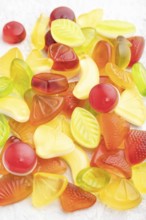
left=89, top=83, right=119, bottom=113
left=2, top=21, right=26, bottom=44
left=2, top=142, right=37, bottom=176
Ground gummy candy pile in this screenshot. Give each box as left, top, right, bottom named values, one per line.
left=0, top=6, right=146, bottom=212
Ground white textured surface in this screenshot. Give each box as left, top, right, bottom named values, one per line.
left=0, top=0, right=146, bottom=219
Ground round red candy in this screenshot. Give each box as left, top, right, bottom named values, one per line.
left=2, top=21, right=26, bottom=44
left=89, top=83, right=119, bottom=113
left=2, top=142, right=37, bottom=176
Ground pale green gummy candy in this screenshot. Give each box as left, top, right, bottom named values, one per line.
left=0, top=114, right=10, bottom=148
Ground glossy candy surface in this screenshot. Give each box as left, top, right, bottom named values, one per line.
left=132, top=162, right=146, bottom=193
left=44, top=30, right=56, bottom=51
left=0, top=77, right=13, bottom=98
left=0, top=114, right=10, bottom=147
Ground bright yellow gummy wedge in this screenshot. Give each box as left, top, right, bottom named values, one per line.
left=96, top=20, right=136, bottom=38
left=31, top=14, right=49, bottom=50
left=99, top=176, right=142, bottom=210
left=34, top=125, right=75, bottom=159
left=73, top=56, right=99, bottom=100
left=132, top=163, right=146, bottom=193
left=77, top=8, right=103, bottom=28
left=26, top=49, right=53, bottom=74
left=51, top=19, right=85, bottom=47
left=71, top=107, right=100, bottom=148
left=115, top=87, right=146, bottom=126
left=32, top=172, right=68, bottom=207
left=0, top=48, right=23, bottom=77
left=62, top=145, right=89, bottom=184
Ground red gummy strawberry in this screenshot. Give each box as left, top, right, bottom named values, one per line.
left=60, top=183, right=96, bottom=212
left=125, top=129, right=146, bottom=165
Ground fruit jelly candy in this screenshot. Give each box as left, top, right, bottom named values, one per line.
left=44, top=30, right=56, bottom=52
left=0, top=77, right=13, bottom=98
left=132, top=162, right=146, bottom=193
left=29, top=94, right=64, bottom=126
left=99, top=76, right=123, bottom=93
left=32, top=172, right=68, bottom=207
left=48, top=43, right=79, bottom=71
left=114, top=36, right=131, bottom=69
left=31, top=72, right=69, bottom=96
left=90, top=139, right=132, bottom=179
left=24, top=89, right=36, bottom=109
left=0, top=174, right=33, bottom=206
left=60, top=182, right=96, bottom=212
left=0, top=114, right=10, bottom=148
left=128, top=36, right=145, bottom=67
left=99, top=112, right=130, bottom=150
left=89, top=83, right=119, bottom=113
left=2, top=21, right=26, bottom=44
left=2, top=141, right=37, bottom=176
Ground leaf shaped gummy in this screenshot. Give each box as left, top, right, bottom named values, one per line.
left=0, top=114, right=10, bottom=148
left=0, top=77, right=13, bottom=98
left=132, top=162, right=146, bottom=193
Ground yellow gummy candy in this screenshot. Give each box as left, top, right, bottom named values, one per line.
left=132, top=162, right=146, bottom=193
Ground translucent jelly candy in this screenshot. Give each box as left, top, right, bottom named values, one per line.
left=99, top=177, right=141, bottom=210
left=99, top=112, right=130, bottom=150
left=0, top=114, right=10, bottom=148
left=0, top=174, right=33, bottom=206
left=125, top=130, right=146, bottom=165
left=33, top=157, right=67, bottom=174
left=29, top=94, right=64, bottom=125
left=115, top=87, right=146, bottom=126
left=132, top=162, right=146, bottom=193
left=0, top=77, right=13, bottom=98
left=100, top=76, right=123, bottom=93
left=132, top=63, right=146, bottom=96
left=0, top=47, right=23, bottom=77
left=62, top=145, right=89, bottom=183
left=34, top=125, right=75, bottom=158
left=24, top=89, right=35, bottom=109
left=32, top=172, right=68, bottom=207
left=77, top=8, right=103, bottom=28
left=2, top=141, right=37, bottom=175
left=76, top=167, right=110, bottom=192
left=10, top=58, right=33, bottom=96
left=51, top=19, right=85, bottom=47
left=105, top=63, right=134, bottom=89
left=60, top=183, right=96, bottom=212
left=44, top=30, right=56, bottom=51
left=128, top=36, right=145, bottom=67
left=9, top=119, right=36, bottom=148
left=26, top=49, right=53, bottom=74
left=71, top=107, right=101, bottom=148
left=89, top=83, right=119, bottom=113
left=114, top=36, right=131, bottom=69
left=31, top=72, right=69, bottom=95
left=2, top=21, right=26, bottom=44
left=73, top=56, right=99, bottom=99
left=96, top=20, right=136, bottom=38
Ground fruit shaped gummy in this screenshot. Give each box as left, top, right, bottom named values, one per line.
left=34, top=125, right=75, bottom=159
left=32, top=172, right=68, bottom=207
left=62, top=145, right=89, bottom=183
left=29, top=94, right=64, bottom=126
left=24, top=88, right=36, bottom=109
left=128, top=36, right=145, bottom=67
left=10, top=58, right=33, bottom=96
left=44, top=30, right=56, bottom=52
left=99, top=76, right=123, bottom=93
left=0, top=174, right=33, bottom=206
left=31, top=72, right=69, bottom=95
left=26, top=49, right=53, bottom=74
left=2, top=21, right=26, bottom=44
left=2, top=141, right=37, bottom=176
left=125, top=129, right=146, bottom=165
left=0, top=47, right=23, bottom=77
left=132, top=162, right=146, bottom=193
left=31, top=14, right=49, bottom=50
left=71, top=107, right=101, bottom=148
left=0, top=91, right=30, bottom=122
left=114, top=36, right=131, bottom=69
left=60, top=182, right=96, bottom=212
left=76, top=167, right=110, bottom=192
left=99, top=176, right=142, bottom=210
left=73, top=56, right=99, bottom=99
left=33, top=157, right=67, bottom=174
left=51, top=19, right=85, bottom=47
left=0, top=114, right=10, bottom=148
left=77, top=8, right=103, bottom=28
left=96, top=20, right=136, bottom=38
left=132, top=62, right=146, bottom=96
left=9, top=119, right=36, bottom=148
left=91, top=139, right=132, bottom=179
left=89, top=83, right=119, bottom=113
left=99, top=112, right=130, bottom=150
left=115, top=87, right=146, bottom=126
left=0, top=77, right=13, bottom=98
